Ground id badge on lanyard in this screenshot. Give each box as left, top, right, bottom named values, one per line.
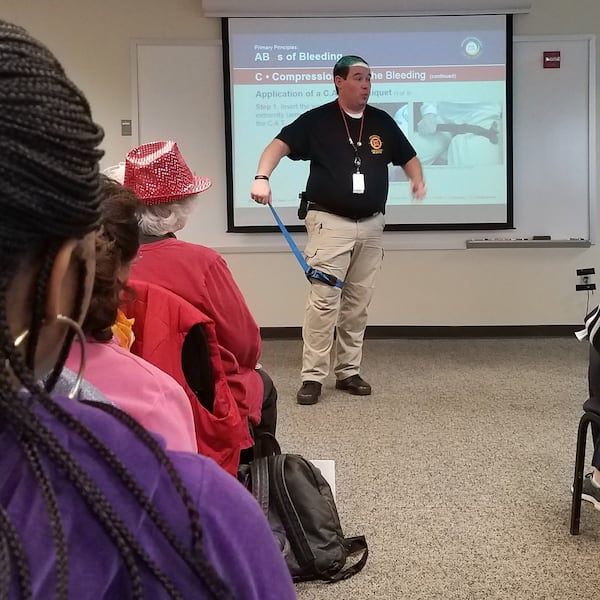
left=353, top=172, right=365, bottom=194
left=352, top=155, right=365, bottom=194
left=340, top=104, right=366, bottom=194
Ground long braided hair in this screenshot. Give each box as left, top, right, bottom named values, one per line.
left=0, top=21, right=234, bottom=600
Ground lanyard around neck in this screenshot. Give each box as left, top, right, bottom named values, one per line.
left=338, top=101, right=364, bottom=151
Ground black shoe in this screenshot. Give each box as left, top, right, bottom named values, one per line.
left=296, top=381, right=321, bottom=405
left=335, top=375, right=371, bottom=396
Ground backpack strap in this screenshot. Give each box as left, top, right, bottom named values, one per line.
left=249, top=457, right=270, bottom=518
left=270, top=454, right=316, bottom=570
left=253, top=432, right=282, bottom=458
left=322, top=536, right=369, bottom=583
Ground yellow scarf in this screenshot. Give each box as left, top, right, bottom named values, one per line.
left=111, top=309, right=135, bottom=350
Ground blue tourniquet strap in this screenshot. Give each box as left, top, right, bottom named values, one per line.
left=269, top=204, right=343, bottom=289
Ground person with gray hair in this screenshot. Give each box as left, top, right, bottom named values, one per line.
left=108, top=141, right=278, bottom=464
left=251, top=55, right=426, bottom=405
left=103, top=161, right=198, bottom=240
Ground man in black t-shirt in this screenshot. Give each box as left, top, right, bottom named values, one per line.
left=250, top=55, right=426, bottom=405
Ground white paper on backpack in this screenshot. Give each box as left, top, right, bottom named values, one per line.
left=309, top=459, right=336, bottom=500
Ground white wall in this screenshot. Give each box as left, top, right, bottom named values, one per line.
left=1, top=0, right=598, bottom=327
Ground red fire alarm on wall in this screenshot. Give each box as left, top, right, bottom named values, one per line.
left=543, top=51, right=561, bottom=68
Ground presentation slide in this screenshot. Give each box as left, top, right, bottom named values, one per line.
left=224, top=15, right=512, bottom=231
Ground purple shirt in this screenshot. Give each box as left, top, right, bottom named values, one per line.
left=1, top=395, right=296, bottom=599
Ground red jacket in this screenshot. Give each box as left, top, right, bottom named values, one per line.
left=131, top=239, right=263, bottom=430
left=125, top=279, right=246, bottom=476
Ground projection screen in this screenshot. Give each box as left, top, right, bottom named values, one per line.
left=223, top=15, right=512, bottom=232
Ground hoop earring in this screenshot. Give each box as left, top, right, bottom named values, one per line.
left=13, top=329, right=29, bottom=348
left=55, top=314, right=87, bottom=400
left=4, top=328, right=30, bottom=373
left=7, top=315, right=87, bottom=400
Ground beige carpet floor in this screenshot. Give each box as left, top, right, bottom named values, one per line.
left=260, top=337, right=597, bottom=600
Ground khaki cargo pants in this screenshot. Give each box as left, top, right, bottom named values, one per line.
left=301, top=209, right=385, bottom=383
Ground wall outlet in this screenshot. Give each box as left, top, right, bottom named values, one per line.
left=576, top=267, right=596, bottom=291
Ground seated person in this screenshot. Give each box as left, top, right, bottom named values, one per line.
left=579, top=341, right=600, bottom=506
left=65, top=176, right=197, bottom=453
left=105, top=142, right=277, bottom=460
left=574, top=306, right=600, bottom=506
left=0, top=20, right=295, bottom=599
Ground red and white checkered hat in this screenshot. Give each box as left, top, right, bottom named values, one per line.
left=123, top=140, right=212, bottom=205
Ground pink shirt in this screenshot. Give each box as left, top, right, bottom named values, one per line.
left=66, top=338, right=197, bottom=453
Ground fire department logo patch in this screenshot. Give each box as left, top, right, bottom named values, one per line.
left=369, top=135, right=383, bottom=154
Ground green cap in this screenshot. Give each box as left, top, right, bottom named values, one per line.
left=333, top=55, right=370, bottom=76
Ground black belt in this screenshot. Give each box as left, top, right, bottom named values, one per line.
left=307, top=203, right=380, bottom=221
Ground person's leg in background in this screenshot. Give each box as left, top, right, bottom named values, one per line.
left=298, top=211, right=354, bottom=404
left=334, top=213, right=385, bottom=395
left=254, top=368, right=277, bottom=437
left=581, top=344, right=600, bottom=506
left=409, top=130, right=452, bottom=165
left=444, top=104, right=502, bottom=167
left=239, top=368, right=278, bottom=463
left=446, top=132, right=502, bottom=167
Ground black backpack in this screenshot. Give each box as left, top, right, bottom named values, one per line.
left=238, top=435, right=368, bottom=582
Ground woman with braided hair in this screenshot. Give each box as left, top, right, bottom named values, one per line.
left=0, top=19, right=295, bottom=600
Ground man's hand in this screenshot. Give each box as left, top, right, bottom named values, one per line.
left=250, top=139, right=291, bottom=205
left=411, top=179, right=427, bottom=202
left=250, top=179, right=272, bottom=205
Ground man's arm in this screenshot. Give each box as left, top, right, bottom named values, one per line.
left=250, top=138, right=291, bottom=205
left=402, top=156, right=427, bottom=201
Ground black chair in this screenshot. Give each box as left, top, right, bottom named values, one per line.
left=570, top=395, right=600, bottom=534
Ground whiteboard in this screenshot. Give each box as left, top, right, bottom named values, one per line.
left=133, top=34, right=595, bottom=251
left=512, top=35, right=595, bottom=243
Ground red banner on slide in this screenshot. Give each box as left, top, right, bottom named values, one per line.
left=234, top=65, right=506, bottom=85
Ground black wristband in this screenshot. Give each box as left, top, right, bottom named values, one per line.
left=254, top=175, right=269, bottom=181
